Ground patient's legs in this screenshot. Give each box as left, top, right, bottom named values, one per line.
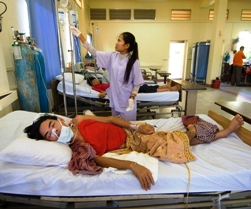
left=158, top=80, right=172, bottom=89
left=213, top=114, right=244, bottom=140
left=185, top=125, right=204, bottom=145
left=186, top=114, right=244, bottom=146
left=156, top=83, right=180, bottom=92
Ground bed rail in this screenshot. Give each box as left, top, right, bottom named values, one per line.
left=208, top=110, right=251, bottom=146
left=1, top=191, right=251, bottom=208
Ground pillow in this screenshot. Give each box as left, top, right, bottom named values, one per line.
left=0, top=134, right=72, bottom=167
left=56, top=72, right=84, bottom=84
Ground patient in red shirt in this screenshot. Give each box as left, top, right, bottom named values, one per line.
left=87, top=76, right=180, bottom=99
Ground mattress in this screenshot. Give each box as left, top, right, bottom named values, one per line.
left=0, top=110, right=251, bottom=197
left=57, top=80, right=179, bottom=102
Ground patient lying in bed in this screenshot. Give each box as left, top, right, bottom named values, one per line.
left=23, top=113, right=244, bottom=191
left=87, top=75, right=180, bottom=98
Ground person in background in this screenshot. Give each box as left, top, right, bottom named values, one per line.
left=231, top=46, right=246, bottom=86
left=71, top=27, right=144, bottom=121
left=87, top=76, right=180, bottom=99
left=229, top=50, right=237, bottom=82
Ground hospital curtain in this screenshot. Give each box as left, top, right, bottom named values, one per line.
left=26, top=0, right=61, bottom=87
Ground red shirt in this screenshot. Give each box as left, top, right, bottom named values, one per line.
left=92, top=83, right=110, bottom=92
left=233, top=50, right=246, bottom=66
left=77, top=120, right=126, bottom=156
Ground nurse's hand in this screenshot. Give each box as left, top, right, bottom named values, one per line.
left=70, top=26, right=81, bottom=37
left=126, top=98, right=134, bottom=111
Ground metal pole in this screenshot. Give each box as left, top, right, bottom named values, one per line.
left=55, top=1, right=68, bottom=116
left=68, top=9, right=78, bottom=116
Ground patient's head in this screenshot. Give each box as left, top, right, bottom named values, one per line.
left=24, top=114, right=74, bottom=143
left=24, top=114, right=71, bottom=143
left=87, top=76, right=100, bottom=86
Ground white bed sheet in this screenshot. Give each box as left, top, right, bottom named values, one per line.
left=0, top=110, right=251, bottom=197
left=57, top=80, right=179, bottom=102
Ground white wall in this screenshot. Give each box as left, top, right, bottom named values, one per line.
left=88, top=0, right=251, bottom=82
left=0, top=0, right=30, bottom=69
left=0, top=0, right=29, bottom=117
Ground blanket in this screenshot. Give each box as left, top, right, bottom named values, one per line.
left=68, top=127, right=197, bottom=175
left=103, top=151, right=159, bottom=182
left=68, top=141, right=103, bottom=175
left=124, top=129, right=196, bottom=163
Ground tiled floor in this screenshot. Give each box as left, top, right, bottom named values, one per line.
left=194, top=82, right=251, bottom=130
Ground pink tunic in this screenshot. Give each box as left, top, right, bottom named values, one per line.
left=96, top=51, right=144, bottom=112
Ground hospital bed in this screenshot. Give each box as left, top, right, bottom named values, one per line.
left=51, top=73, right=183, bottom=117
left=0, top=110, right=251, bottom=208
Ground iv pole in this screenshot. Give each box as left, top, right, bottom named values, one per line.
left=55, top=0, right=79, bottom=117
left=67, top=4, right=78, bottom=116
left=55, top=0, right=68, bottom=116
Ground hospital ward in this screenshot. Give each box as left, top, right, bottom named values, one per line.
left=0, top=0, right=251, bottom=209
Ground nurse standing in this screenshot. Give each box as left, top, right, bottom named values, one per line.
left=71, top=27, right=144, bottom=121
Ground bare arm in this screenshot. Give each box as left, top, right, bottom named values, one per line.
left=78, top=33, right=86, bottom=44
left=70, top=27, right=96, bottom=57
left=72, top=115, right=155, bottom=134
left=130, top=85, right=140, bottom=99
left=93, top=155, right=154, bottom=190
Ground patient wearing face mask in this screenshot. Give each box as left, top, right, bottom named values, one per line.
left=51, top=119, right=76, bottom=144
left=23, top=113, right=244, bottom=191
left=24, top=113, right=157, bottom=191
left=24, top=115, right=77, bottom=145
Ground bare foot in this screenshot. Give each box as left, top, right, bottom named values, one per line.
left=163, top=80, right=172, bottom=88
left=214, top=114, right=244, bottom=141
left=170, top=84, right=180, bottom=91
left=227, top=114, right=244, bottom=132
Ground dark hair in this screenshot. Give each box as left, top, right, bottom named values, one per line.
left=121, top=32, right=139, bottom=84
left=86, top=76, right=97, bottom=86
left=24, top=114, right=57, bottom=140
left=240, top=46, right=244, bottom=50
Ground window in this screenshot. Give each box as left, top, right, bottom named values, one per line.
left=171, top=9, right=191, bottom=21
left=90, top=9, right=106, bottom=20
left=109, top=9, right=131, bottom=20
left=208, top=9, right=229, bottom=21
left=241, top=9, right=251, bottom=21
left=134, top=9, right=155, bottom=20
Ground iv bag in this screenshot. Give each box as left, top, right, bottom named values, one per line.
left=69, top=10, right=77, bottom=25
left=58, top=8, right=65, bottom=23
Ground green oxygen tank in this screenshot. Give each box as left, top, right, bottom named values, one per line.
left=14, top=42, right=40, bottom=112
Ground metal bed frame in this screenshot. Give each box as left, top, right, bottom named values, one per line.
left=50, top=79, right=184, bottom=118
left=1, top=111, right=251, bottom=209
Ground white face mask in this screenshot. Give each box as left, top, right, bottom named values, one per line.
left=53, top=120, right=74, bottom=144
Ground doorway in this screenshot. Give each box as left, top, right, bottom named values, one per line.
left=236, top=31, right=251, bottom=63
left=168, top=41, right=186, bottom=79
